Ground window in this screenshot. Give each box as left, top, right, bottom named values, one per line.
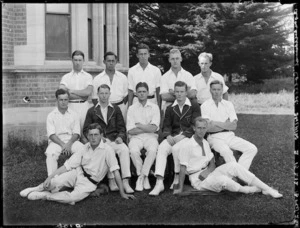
left=88, top=4, right=93, bottom=60
left=45, top=4, right=71, bottom=60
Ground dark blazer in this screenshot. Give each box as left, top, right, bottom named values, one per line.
left=83, top=104, right=126, bottom=142
left=162, top=99, right=201, bottom=139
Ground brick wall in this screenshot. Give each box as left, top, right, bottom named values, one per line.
left=2, top=70, right=101, bottom=108
left=2, top=3, right=27, bottom=66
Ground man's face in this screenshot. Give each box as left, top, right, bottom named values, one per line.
left=104, top=55, right=117, bottom=71
left=98, top=88, right=111, bottom=103
left=174, top=86, right=187, bottom=102
left=137, top=49, right=149, bottom=65
left=72, top=55, right=84, bottom=72
left=193, top=120, right=208, bottom=139
left=57, top=93, right=69, bottom=110
left=198, top=56, right=212, bottom=73
left=169, top=53, right=182, bottom=69
left=210, top=83, right=223, bottom=100
left=136, top=86, right=149, bottom=102
left=88, top=128, right=102, bottom=148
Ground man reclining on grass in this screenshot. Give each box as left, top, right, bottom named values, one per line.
left=173, top=116, right=283, bottom=199
left=20, top=123, right=135, bottom=205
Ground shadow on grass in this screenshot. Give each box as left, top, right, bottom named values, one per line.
left=3, top=114, right=295, bottom=226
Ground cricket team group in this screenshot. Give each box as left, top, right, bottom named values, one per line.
left=20, top=44, right=283, bottom=205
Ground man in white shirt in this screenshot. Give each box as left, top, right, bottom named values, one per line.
left=128, top=43, right=161, bottom=107
left=59, top=50, right=93, bottom=132
left=173, top=117, right=282, bottom=199
left=194, top=52, right=228, bottom=105
left=201, top=80, right=257, bottom=170
left=92, top=51, right=128, bottom=121
left=20, top=123, right=136, bottom=205
left=160, top=48, right=197, bottom=112
left=45, top=89, right=84, bottom=176
left=83, top=84, right=134, bottom=194
left=127, top=82, right=160, bottom=191
left=149, top=81, right=201, bottom=196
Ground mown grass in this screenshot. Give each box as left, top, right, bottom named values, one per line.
left=228, top=77, right=294, bottom=94
left=3, top=114, right=295, bottom=225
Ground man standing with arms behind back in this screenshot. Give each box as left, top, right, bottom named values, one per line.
left=128, top=43, right=162, bottom=107
left=59, top=50, right=93, bottom=134
left=194, top=52, right=228, bottom=106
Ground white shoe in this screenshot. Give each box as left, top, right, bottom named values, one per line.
left=262, top=188, right=283, bottom=199
left=123, top=179, right=134, bottom=194
left=27, top=191, right=51, bottom=200
left=143, top=176, right=151, bottom=190
left=20, top=185, right=43, bottom=198
left=170, top=175, right=179, bottom=190
left=135, top=175, right=144, bottom=191
left=149, top=182, right=164, bottom=196
left=109, top=179, right=119, bottom=192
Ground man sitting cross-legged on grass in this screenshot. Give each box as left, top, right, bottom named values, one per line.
left=173, top=117, right=282, bottom=199
left=45, top=89, right=85, bottom=176
left=201, top=80, right=257, bottom=170
left=20, top=123, right=136, bottom=205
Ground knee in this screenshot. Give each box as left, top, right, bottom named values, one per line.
left=129, top=146, right=140, bottom=156
left=249, top=144, right=258, bottom=155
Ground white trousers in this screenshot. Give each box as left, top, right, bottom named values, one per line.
left=45, top=141, right=84, bottom=176
left=207, top=132, right=257, bottom=170
left=154, top=137, right=190, bottom=177
left=68, top=101, right=92, bottom=131
left=128, top=136, right=159, bottom=176
left=106, top=139, right=131, bottom=179
left=191, top=162, right=256, bottom=193
left=46, top=167, right=97, bottom=204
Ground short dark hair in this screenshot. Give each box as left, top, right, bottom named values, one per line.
left=136, top=82, right=149, bottom=92
left=72, top=50, right=85, bottom=60
left=104, top=51, right=118, bottom=61
left=55, top=88, right=70, bottom=99
left=210, top=80, right=223, bottom=88
left=97, top=84, right=111, bottom=93
left=192, top=116, right=208, bottom=127
left=87, top=123, right=103, bottom=135
left=137, top=43, right=150, bottom=53
left=174, top=81, right=188, bottom=91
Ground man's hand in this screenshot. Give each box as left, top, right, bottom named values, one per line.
left=115, top=137, right=123, bottom=144
left=166, top=135, right=176, bottom=146
left=121, top=193, right=136, bottom=200
left=90, top=184, right=109, bottom=197
left=61, top=142, right=72, bottom=156
left=43, top=176, right=53, bottom=190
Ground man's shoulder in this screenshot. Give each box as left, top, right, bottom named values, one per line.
left=82, top=70, right=93, bottom=77
left=93, top=71, right=105, bottom=80
left=47, top=108, right=58, bottom=117
left=211, top=71, right=224, bottom=80
left=201, top=98, right=214, bottom=107
left=181, top=68, right=193, bottom=77
left=194, top=72, right=201, bottom=78
left=162, top=69, right=171, bottom=78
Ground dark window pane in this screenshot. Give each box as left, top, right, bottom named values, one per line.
left=88, top=18, right=93, bottom=60
left=46, top=14, right=70, bottom=59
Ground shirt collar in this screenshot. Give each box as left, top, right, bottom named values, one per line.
left=71, top=69, right=84, bottom=74
left=172, top=98, right=191, bottom=107
left=137, top=100, right=151, bottom=108
left=95, top=102, right=113, bottom=108
left=137, top=62, right=151, bottom=70
left=87, top=140, right=105, bottom=150
left=199, top=70, right=215, bottom=79
left=54, top=107, right=71, bottom=114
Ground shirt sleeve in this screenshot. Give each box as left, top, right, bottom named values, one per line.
left=216, top=74, right=229, bottom=94
left=149, top=104, right=161, bottom=131
left=46, top=113, right=56, bottom=138
left=127, top=68, right=135, bottom=91
left=86, top=73, right=94, bottom=86
left=228, top=101, right=238, bottom=121
left=126, top=106, right=136, bottom=131
left=105, top=145, right=120, bottom=172
left=71, top=112, right=81, bottom=136
left=60, top=74, right=68, bottom=88
left=64, top=149, right=83, bottom=171
left=188, top=73, right=197, bottom=90
left=155, top=67, right=162, bottom=89
left=178, top=141, right=190, bottom=167
left=123, top=74, right=128, bottom=97
left=92, top=76, right=100, bottom=99
left=200, top=102, right=211, bottom=120
left=160, top=75, right=169, bottom=94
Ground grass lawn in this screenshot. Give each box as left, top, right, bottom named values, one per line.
left=3, top=114, right=295, bottom=225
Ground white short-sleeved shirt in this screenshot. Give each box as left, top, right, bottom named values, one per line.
left=46, top=108, right=81, bottom=143
left=201, top=98, right=238, bottom=122
left=64, top=141, right=120, bottom=183
left=127, top=101, right=160, bottom=140
left=160, top=68, right=197, bottom=94
left=128, top=63, right=161, bottom=95
left=92, top=70, right=128, bottom=103
left=60, top=70, right=93, bottom=100
left=194, top=71, right=229, bottom=104
left=178, top=137, right=214, bottom=174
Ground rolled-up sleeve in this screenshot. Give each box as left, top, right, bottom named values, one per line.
left=64, top=150, right=83, bottom=171
left=60, top=74, right=68, bottom=88
left=200, top=103, right=211, bottom=120
left=126, top=106, right=136, bottom=132
left=155, top=68, right=162, bottom=89
left=150, top=105, right=160, bottom=130
left=127, top=69, right=134, bottom=91
left=92, top=76, right=100, bottom=99
left=72, top=113, right=81, bottom=136
left=188, top=74, right=197, bottom=91
left=46, top=113, right=56, bottom=138
left=106, top=146, right=120, bottom=172
left=228, top=102, right=238, bottom=121
left=160, top=75, right=169, bottom=94
left=178, top=144, right=189, bottom=167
